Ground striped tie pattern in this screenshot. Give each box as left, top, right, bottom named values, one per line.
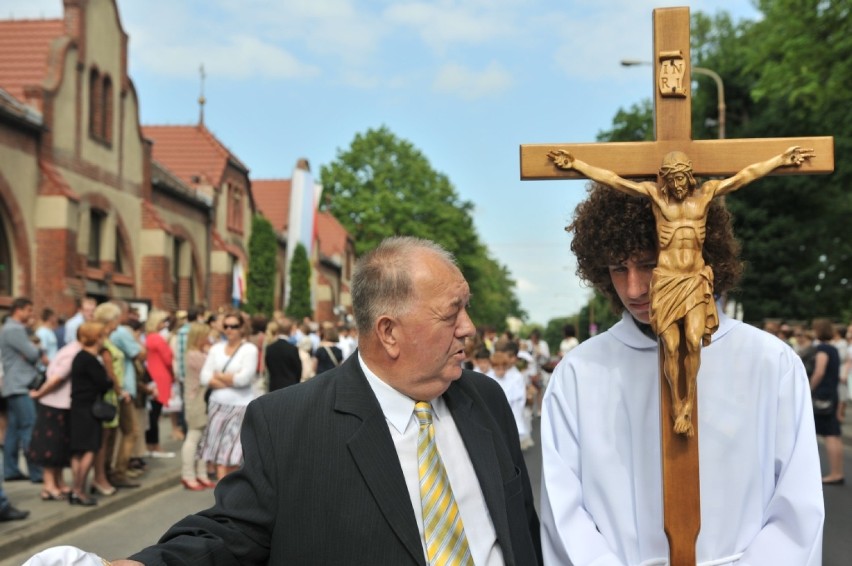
left=414, top=401, right=474, bottom=566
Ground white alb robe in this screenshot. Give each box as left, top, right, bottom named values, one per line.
left=541, top=312, right=823, bottom=566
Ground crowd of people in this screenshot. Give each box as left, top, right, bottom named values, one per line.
left=7, top=227, right=842, bottom=564
left=765, top=318, right=852, bottom=485
left=0, top=296, right=361, bottom=520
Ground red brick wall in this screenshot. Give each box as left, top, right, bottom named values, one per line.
left=209, top=273, right=231, bottom=311
left=140, top=255, right=171, bottom=310
left=34, top=227, right=76, bottom=313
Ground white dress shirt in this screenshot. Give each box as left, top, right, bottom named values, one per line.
left=359, top=354, right=504, bottom=566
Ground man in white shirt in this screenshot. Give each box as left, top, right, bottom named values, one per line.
left=541, top=183, right=823, bottom=565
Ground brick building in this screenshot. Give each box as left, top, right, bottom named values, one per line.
left=0, top=0, right=253, bottom=315
left=0, top=0, right=353, bottom=322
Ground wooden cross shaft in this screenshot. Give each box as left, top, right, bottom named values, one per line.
left=521, top=7, right=833, bottom=566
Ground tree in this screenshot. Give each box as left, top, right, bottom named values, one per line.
left=287, top=243, right=313, bottom=321
left=596, top=6, right=852, bottom=322
left=246, top=214, right=276, bottom=315
left=319, top=126, right=525, bottom=328
left=694, top=3, right=852, bottom=321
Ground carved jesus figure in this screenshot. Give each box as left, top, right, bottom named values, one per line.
left=548, top=146, right=815, bottom=435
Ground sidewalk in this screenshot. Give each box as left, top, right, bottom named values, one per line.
left=0, top=420, right=185, bottom=561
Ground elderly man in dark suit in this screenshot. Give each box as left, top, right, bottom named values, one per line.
left=114, top=236, right=542, bottom=566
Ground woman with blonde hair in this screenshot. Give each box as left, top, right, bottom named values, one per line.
left=199, top=311, right=258, bottom=479
left=144, top=310, right=175, bottom=458
left=90, top=302, right=132, bottom=496
left=180, top=321, right=214, bottom=490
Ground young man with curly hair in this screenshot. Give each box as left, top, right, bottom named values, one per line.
left=540, top=183, right=824, bottom=565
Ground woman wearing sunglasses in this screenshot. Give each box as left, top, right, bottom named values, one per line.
left=198, top=311, right=259, bottom=480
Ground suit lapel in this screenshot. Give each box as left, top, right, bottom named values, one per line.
left=335, top=358, right=426, bottom=566
left=444, top=381, right=516, bottom=565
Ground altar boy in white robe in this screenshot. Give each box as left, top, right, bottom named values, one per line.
left=541, top=183, right=823, bottom=565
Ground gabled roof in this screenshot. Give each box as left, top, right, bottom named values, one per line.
left=0, top=19, right=64, bottom=104
left=252, top=179, right=291, bottom=232
left=142, top=124, right=249, bottom=188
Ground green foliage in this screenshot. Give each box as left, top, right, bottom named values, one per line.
left=596, top=100, right=654, bottom=142
left=319, top=126, right=525, bottom=329
left=246, top=214, right=276, bottom=315
left=286, top=243, right=313, bottom=320
left=541, top=318, right=570, bottom=354
left=595, top=4, right=852, bottom=323
left=575, top=291, right=621, bottom=341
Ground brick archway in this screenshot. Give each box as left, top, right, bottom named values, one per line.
left=0, top=172, right=33, bottom=304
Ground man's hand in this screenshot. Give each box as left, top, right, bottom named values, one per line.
left=547, top=149, right=576, bottom=170
left=781, top=145, right=815, bottom=167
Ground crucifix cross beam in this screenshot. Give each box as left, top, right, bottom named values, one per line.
left=521, top=7, right=833, bottom=566
left=520, top=9, right=833, bottom=181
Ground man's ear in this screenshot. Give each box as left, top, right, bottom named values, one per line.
left=375, top=315, right=401, bottom=359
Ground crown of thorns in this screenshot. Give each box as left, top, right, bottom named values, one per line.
left=659, top=160, right=693, bottom=177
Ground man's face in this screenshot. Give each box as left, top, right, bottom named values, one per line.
left=609, top=253, right=656, bottom=324
left=666, top=172, right=690, bottom=200
left=81, top=299, right=96, bottom=321
left=390, top=252, right=475, bottom=401
left=13, top=304, right=33, bottom=323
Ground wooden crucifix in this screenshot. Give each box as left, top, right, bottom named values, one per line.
left=521, top=6, right=834, bottom=566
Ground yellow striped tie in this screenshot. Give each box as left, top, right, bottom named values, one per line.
left=414, top=401, right=474, bottom=566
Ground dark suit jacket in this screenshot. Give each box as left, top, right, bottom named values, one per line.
left=264, top=338, right=302, bottom=392
left=131, top=354, right=542, bottom=565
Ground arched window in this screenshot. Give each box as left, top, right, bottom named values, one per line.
left=88, top=67, right=102, bottom=139
left=87, top=209, right=105, bottom=268
left=101, top=75, right=113, bottom=144
left=227, top=184, right=244, bottom=233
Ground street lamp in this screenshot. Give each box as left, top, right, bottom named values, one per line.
left=621, top=59, right=725, bottom=139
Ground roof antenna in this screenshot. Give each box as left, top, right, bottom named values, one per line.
left=198, top=64, right=206, bottom=125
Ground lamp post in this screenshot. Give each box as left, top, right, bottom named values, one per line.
left=621, top=59, right=725, bottom=139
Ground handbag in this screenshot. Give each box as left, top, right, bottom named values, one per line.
left=92, top=396, right=118, bottom=422
left=812, top=395, right=835, bottom=416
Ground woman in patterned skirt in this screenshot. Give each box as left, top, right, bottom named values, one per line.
left=198, top=311, right=258, bottom=480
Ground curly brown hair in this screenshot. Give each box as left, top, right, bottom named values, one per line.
left=567, top=182, right=743, bottom=314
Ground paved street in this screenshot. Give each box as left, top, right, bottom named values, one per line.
left=2, top=416, right=851, bottom=565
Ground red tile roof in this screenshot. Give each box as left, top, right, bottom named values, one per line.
left=142, top=124, right=249, bottom=188
left=253, top=177, right=351, bottom=262
left=316, top=210, right=350, bottom=260
left=252, top=179, right=291, bottom=232
left=0, top=19, right=64, bottom=105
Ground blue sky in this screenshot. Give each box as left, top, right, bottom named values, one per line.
left=6, top=0, right=761, bottom=325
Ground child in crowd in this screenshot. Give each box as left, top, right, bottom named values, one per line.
left=473, top=347, right=492, bottom=374
left=486, top=349, right=530, bottom=449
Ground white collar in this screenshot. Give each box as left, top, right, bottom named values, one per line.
left=358, top=353, right=447, bottom=434
left=608, top=308, right=737, bottom=350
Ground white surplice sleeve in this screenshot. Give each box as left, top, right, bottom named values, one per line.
left=540, top=359, right=626, bottom=566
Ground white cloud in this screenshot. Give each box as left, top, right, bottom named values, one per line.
left=515, top=277, right=538, bottom=292
left=130, top=31, right=320, bottom=80
left=384, top=1, right=518, bottom=52
left=433, top=61, right=512, bottom=100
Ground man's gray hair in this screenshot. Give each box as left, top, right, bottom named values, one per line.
left=352, top=236, right=457, bottom=334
